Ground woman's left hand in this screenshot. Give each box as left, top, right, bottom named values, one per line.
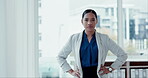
left=98, top=65, right=110, bottom=75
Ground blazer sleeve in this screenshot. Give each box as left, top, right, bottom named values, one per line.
left=106, top=35, right=128, bottom=69
left=56, top=35, right=73, bottom=72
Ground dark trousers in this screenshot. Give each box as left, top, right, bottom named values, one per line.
left=82, top=66, right=98, bottom=78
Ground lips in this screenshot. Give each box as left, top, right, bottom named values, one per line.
left=87, top=26, right=93, bottom=28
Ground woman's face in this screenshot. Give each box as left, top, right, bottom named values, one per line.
left=81, top=12, right=98, bottom=32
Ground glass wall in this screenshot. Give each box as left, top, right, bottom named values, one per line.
left=38, top=0, right=148, bottom=77
left=122, top=0, right=148, bottom=61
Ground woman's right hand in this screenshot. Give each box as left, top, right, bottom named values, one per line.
left=68, top=69, right=80, bottom=78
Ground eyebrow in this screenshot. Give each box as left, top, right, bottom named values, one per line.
left=84, top=17, right=95, bottom=19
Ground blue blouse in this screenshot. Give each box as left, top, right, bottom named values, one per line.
left=80, top=31, right=98, bottom=67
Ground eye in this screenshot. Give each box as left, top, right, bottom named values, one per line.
left=84, top=19, right=88, bottom=21
left=91, top=18, right=95, bottom=21
left=91, top=19, right=95, bottom=21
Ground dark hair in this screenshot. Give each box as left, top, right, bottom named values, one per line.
left=82, top=9, right=97, bottom=19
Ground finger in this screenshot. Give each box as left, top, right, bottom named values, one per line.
left=99, top=72, right=104, bottom=75
left=99, top=69, right=108, bottom=75
left=73, top=71, right=80, bottom=77
left=100, top=66, right=105, bottom=69
left=99, top=69, right=102, bottom=72
left=100, top=67, right=103, bottom=70
left=101, top=65, right=105, bottom=67
left=99, top=66, right=106, bottom=72
left=102, top=66, right=106, bottom=69
left=99, top=67, right=104, bottom=72
left=101, top=64, right=103, bottom=67
left=75, top=70, right=79, bottom=73
left=75, top=72, right=80, bottom=76
left=75, top=73, right=80, bottom=78
left=99, top=68, right=104, bottom=72
left=77, top=72, right=80, bottom=76
left=100, top=72, right=106, bottom=75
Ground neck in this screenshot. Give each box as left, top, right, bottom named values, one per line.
left=85, top=30, right=95, bottom=37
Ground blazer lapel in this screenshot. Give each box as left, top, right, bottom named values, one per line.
left=95, top=32, right=102, bottom=70
left=75, top=32, right=83, bottom=76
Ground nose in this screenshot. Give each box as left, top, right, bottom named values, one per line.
left=88, top=21, right=92, bottom=25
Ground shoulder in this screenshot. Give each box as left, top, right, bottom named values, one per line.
left=70, top=32, right=82, bottom=39
left=96, top=32, right=109, bottom=39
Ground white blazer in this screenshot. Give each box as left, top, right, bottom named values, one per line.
left=57, top=31, right=128, bottom=78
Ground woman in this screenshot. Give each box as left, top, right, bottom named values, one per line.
left=57, top=9, right=127, bottom=78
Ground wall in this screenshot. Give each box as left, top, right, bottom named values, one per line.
left=0, top=0, right=39, bottom=77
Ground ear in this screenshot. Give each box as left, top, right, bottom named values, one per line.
left=81, top=19, right=83, bottom=24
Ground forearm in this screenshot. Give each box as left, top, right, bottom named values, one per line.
left=111, top=53, right=128, bottom=69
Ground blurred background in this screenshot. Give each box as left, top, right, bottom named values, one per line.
left=38, top=0, right=148, bottom=78
left=0, top=0, right=147, bottom=78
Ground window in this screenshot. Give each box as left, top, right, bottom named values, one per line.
left=123, top=0, right=148, bottom=58
left=38, top=0, right=148, bottom=78
left=111, top=8, right=114, bottom=16
left=105, top=8, right=109, bottom=16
